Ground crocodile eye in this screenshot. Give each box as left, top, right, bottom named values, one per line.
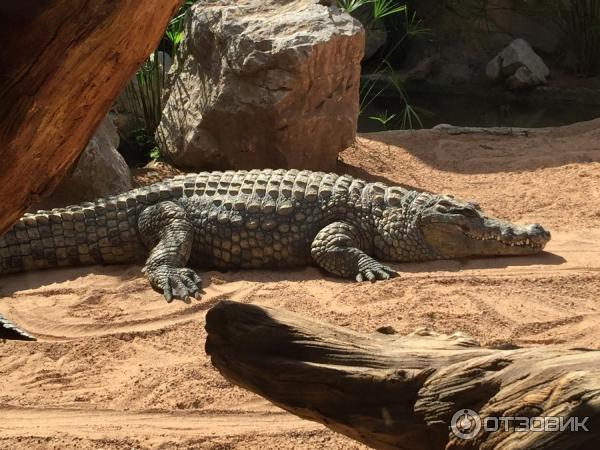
left=450, top=207, right=480, bottom=218
left=436, top=199, right=454, bottom=212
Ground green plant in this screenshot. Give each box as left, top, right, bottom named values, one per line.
left=149, top=147, right=161, bottom=161
left=117, top=127, right=161, bottom=167
left=372, top=0, right=406, bottom=21
left=355, top=6, right=430, bottom=129
left=337, top=0, right=406, bottom=29
left=336, top=0, right=430, bottom=129
left=120, top=51, right=168, bottom=141
left=384, top=62, right=424, bottom=129
left=118, top=0, right=195, bottom=162
left=368, top=110, right=397, bottom=129
left=337, top=0, right=371, bottom=14
left=165, top=0, right=195, bottom=54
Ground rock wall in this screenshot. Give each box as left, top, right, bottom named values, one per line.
left=157, top=0, right=364, bottom=171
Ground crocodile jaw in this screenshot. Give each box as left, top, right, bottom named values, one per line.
left=421, top=216, right=551, bottom=259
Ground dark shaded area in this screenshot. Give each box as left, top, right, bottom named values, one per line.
left=359, top=118, right=600, bottom=174
left=118, top=131, right=158, bottom=168
left=359, top=92, right=600, bottom=132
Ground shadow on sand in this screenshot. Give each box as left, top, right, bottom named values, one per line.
left=357, top=123, right=600, bottom=175
left=0, top=251, right=566, bottom=298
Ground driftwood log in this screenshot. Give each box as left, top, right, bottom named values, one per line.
left=205, top=301, right=599, bottom=450
left=0, top=0, right=182, bottom=235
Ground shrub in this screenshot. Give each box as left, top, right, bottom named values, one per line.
left=337, top=1, right=429, bottom=129
left=118, top=0, right=195, bottom=163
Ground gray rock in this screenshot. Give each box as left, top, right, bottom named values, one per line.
left=33, top=115, right=132, bottom=210
left=506, top=66, right=541, bottom=90
left=485, top=55, right=503, bottom=81
left=157, top=0, right=364, bottom=171
left=486, top=38, right=549, bottom=89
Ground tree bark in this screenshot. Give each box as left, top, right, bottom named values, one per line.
left=205, top=301, right=600, bottom=450
left=0, top=0, right=182, bottom=235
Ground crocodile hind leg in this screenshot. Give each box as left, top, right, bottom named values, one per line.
left=138, top=201, right=201, bottom=302
left=311, top=222, right=397, bottom=282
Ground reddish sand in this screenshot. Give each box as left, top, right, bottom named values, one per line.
left=1, top=120, right=599, bottom=449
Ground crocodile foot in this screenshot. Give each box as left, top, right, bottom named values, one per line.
left=144, top=265, right=203, bottom=302
left=355, top=257, right=398, bottom=282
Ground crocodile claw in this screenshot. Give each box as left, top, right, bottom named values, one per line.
left=355, top=264, right=398, bottom=283
left=145, top=266, right=203, bottom=302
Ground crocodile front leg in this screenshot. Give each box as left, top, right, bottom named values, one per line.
left=138, top=201, right=201, bottom=302
left=311, top=222, right=397, bottom=282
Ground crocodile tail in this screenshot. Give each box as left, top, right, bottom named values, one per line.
left=0, top=313, right=36, bottom=340
left=0, top=198, right=147, bottom=276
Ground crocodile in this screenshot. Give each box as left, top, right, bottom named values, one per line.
left=0, top=169, right=550, bottom=340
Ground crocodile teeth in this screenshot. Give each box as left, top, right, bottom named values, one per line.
left=466, top=233, right=537, bottom=248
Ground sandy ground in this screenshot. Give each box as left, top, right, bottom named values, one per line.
left=1, top=120, right=599, bottom=449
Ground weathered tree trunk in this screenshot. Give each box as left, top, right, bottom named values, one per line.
left=0, top=0, right=182, bottom=235
left=205, top=301, right=600, bottom=450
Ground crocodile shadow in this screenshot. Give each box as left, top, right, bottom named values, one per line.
left=0, top=251, right=566, bottom=298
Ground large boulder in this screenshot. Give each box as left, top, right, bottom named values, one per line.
left=157, top=0, right=364, bottom=171
left=486, top=38, right=550, bottom=90
left=33, top=115, right=132, bottom=210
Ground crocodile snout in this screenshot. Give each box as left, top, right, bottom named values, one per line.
left=526, top=223, right=551, bottom=245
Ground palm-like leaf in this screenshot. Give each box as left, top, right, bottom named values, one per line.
left=372, top=0, right=406, bottom=20
left=119, top=0, right=196, bottom=160
left=337, top=0, right=372, bottom=14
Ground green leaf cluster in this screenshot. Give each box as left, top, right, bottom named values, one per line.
left=337, top=1, right=429, bottom=130
left=119, top=0, right=195, bottom=162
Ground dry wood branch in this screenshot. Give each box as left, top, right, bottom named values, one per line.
left=205, top=301, right=600, bottom=450
left=0, top=0, right=182, bottom=235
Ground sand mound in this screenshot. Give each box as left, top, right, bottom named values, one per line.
left=1, top=121, right=599, bottom=449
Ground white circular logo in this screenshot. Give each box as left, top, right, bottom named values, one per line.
left=451, top=409, right=482, bottom=440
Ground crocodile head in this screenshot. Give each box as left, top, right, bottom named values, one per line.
left=374, top=192, right=550, bottom=262
left=417, top=195, right=550, bottom=259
